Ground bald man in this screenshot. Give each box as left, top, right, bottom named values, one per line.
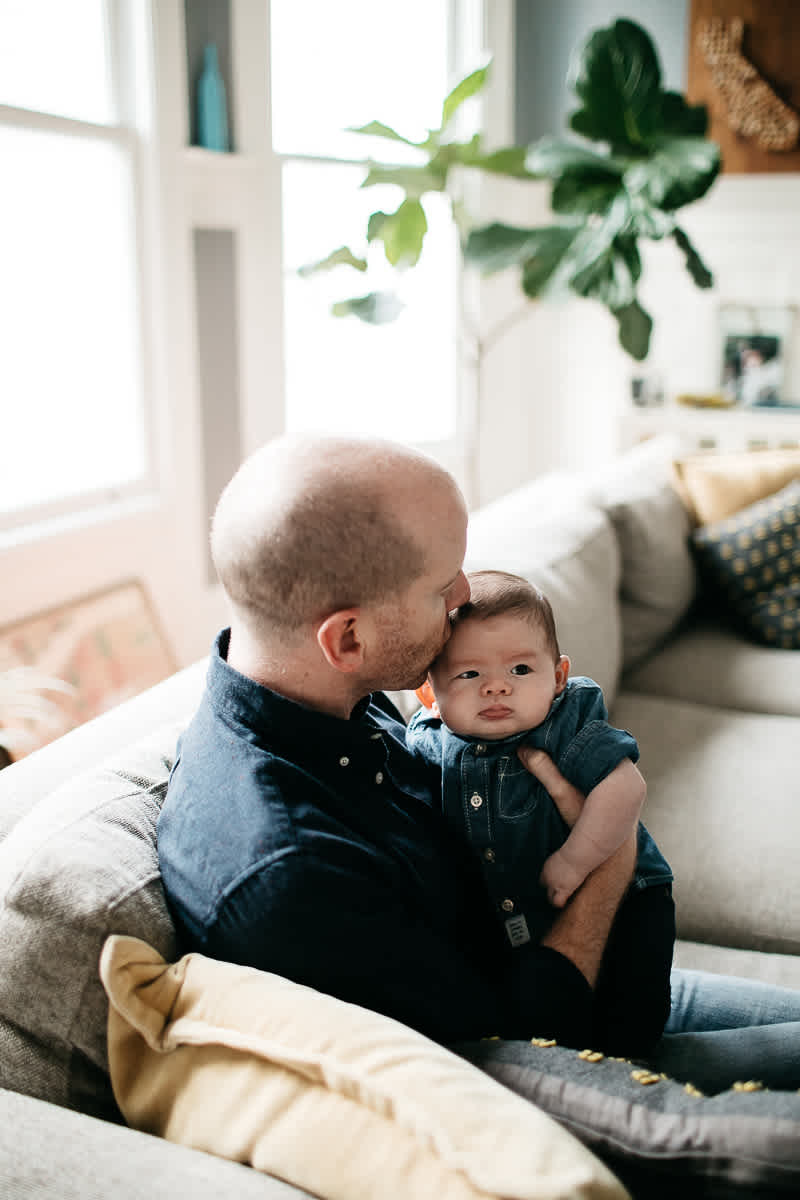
left=158, top=433, right=635, bottom=1048
left=157, top=435, right=800, bottom=1090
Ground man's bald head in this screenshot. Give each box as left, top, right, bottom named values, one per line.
left=211, top=434, right=464, bottom=639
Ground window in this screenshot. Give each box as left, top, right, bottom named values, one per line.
left=0, top=0, right=152, bottom=533
left=271, top=0, right=477, bottom=449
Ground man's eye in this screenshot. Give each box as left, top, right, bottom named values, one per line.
left=510, top=664, right=532, bottom=676
left=456, top=670, right=479, bottom=680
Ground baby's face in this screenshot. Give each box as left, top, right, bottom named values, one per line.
left=428, top=613, right=569, bottom=739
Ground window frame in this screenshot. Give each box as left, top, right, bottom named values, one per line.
left=0, top=0, right=158, bottom=540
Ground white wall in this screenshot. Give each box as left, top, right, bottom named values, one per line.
left=473, top=3, right=800, bottom=504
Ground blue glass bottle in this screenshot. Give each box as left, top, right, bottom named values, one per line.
left=196, top=43, right=230, bottom=152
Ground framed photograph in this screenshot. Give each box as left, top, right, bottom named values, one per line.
left=720, top=304, right=797, bottom=409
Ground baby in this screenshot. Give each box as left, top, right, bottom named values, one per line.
left=408, top=569, right=675, bottom=1054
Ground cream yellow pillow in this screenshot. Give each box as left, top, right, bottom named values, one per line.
left=100, top=936, right=625, bottom=1200
left=672, top=448, right=800, bottom=525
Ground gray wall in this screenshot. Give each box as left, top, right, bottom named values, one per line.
left=514, top=0, right=689, bottom=144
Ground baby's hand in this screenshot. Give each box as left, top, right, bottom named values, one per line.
left=540, top=849, right=587, bottom=908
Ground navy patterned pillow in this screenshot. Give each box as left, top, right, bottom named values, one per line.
left=691, top=480, right=800, bottom=649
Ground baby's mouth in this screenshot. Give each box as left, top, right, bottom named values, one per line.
left=478, top=705, right=513, bottom=719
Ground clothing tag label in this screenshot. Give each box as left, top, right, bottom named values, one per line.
left=504, top=914, right=530, bottom=947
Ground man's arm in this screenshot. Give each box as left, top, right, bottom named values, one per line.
left=518, top=747, right=636, bottom=990
left=540, top=758, right=646, bottom=908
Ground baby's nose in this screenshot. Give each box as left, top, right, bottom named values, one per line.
left=483, top=677, right=510, bottom=694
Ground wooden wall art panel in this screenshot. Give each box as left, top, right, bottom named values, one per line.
left=688, top=0, right=800, bottom=173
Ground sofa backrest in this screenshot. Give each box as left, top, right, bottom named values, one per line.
left=0, top=722, right=184, bottom=1119
left=465, top=472, right=624, bottom=704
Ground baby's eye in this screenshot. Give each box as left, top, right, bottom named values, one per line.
left=510, top=664, right=532, bottom=676
left=456, top=669, right=479, bottom=680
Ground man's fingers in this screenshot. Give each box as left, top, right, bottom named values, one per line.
left=517, top=746, right=585, bottom=826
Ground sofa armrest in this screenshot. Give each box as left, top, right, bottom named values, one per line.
left=0, top=660, right=207, bottom=840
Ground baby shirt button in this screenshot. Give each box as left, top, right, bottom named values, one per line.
left=475, top=744, right=486, bottom=754
left=375, top=771, right=384, bottom=784
left=484, top=848, right=496, bottom=863
left=470, top=793, right=483, bottom=809
left=339, top=756, right=350, bottom=767
left=501, top=898, right=515, bottom=912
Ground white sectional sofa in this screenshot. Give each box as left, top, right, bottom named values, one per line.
left=1, top=434, right=799, bottom=1199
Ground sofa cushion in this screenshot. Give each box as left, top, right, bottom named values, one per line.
left=465, top=474, right=622, bottom=703
left=690, top=481, right=800, bottom=649
left=0, top=722, right=182, bottom=1119
left=621, top=621, right=800, bottom=717
left=101, top=935, right=625, bottom=1200
left=673, top=447, right=800, bottom=525
left=458, top=1038, right=800, bottom=1199
left=674, top=941, right=800, bottom=992
left=611, top=692, right=800, bottom=956
left=588, top=435, right=697, bottom=672
left=0, top=1085, right=314, bottom=1200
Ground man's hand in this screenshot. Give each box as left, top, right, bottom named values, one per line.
left=517, top=745, right=585, bottom=827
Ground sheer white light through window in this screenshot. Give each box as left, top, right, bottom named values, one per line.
left=0, top=0, right=113, bottom=123
left=270, top=0, right=449, bottom=160
left=0, top=127, right=145, bottom=518
left=271, top=0, right=459, bottom=446
left=282, top=162, right=458, bottom=441
left=0, top=1, right=148, bottom=529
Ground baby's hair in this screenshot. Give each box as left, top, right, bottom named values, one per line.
left=453, top=570, right=561, bottom=660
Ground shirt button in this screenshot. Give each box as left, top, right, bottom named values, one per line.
left=484, top=848, right=496, bottom=863
left=501, top=898, right=515, bottom=913
left=339, top=756, right=350, bottom=767
left=375, top=771, right=384, bottom=784
left=470, top=793, right=483, bottom=809
left=475, top=744, right=486, bottom=754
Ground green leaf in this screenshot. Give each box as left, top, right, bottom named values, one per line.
left=658, top=92, right=709, bottom=137
left=297, top=246, right=368, bottom=277
left=373, top=198, right=428, bottom=267
left=672, top=226, right=714, bottom=288
left=469, top=146, right=535, bottom=178
left=360, top=162, right=446, bottom=196
left=346, top=120, right=424, bottom=147
left=626, top=197, right=675, bottom=239
left=441, top=65, right=489, bottom=130
left=366, top=212, right=388, bottom=243
left=569, top=239, right=638, bottom=310
left=612, top=299, right=652, bottom=360
left=520, top=227, right=580, bottom=295
left=568, top=19, right=663, bottom=149
left=525, top=136, right=625, bottom=179
left=331, top=292, right=404, bottom=324
left=551, top=169, right=623, bottom=216
left=465, top=223, right=578, bottom=276
left=624, top=136, right=720, bottom=210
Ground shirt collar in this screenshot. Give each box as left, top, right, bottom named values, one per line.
left=207, top=629, right=381, bottom=756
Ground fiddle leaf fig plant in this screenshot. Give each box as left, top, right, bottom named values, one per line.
left=300, top=19, right=721, bottom=360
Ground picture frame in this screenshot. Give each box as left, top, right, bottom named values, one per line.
left=719, top=303, right=797, bottom=409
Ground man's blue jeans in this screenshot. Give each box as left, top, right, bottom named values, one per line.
left=644, top=967, right=800, bottom=1092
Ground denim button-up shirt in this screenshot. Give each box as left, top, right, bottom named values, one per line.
left=407, top=676, right=673, bottom=946
left=157, top=631, right=596, bottom=1045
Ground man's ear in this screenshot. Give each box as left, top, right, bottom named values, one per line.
left=316, top=609, right=364, bottom=673
left=554, top=654, right=570, bottom=694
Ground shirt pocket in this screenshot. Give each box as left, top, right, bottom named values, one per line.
left=496, top=756, right=548, bottom=821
